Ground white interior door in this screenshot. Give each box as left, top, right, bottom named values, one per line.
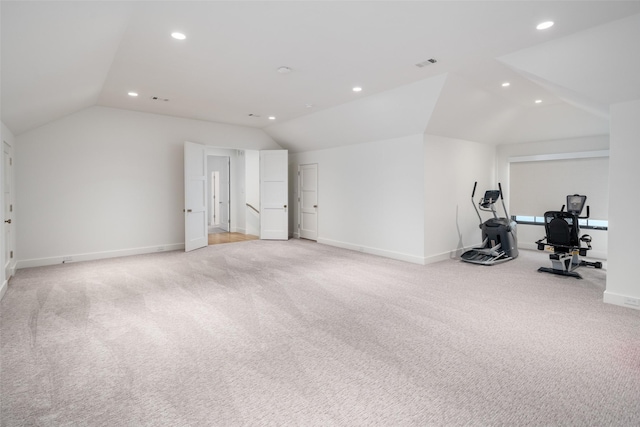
left=3, top=141, right=13, bottom=281
left=260, top=150, right=288, bottom=240
left=184, top=141, right=208, bottom=252
left=299, top=163, right=318, bottom=241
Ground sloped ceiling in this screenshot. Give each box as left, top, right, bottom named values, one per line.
left=265, top=75, right=447, bottom=152
left=2, top=1, right=639, bottom=149
left=499, top=13, right=640, bottom=110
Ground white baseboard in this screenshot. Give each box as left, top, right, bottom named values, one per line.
left=317, top=237, right=426, bottom=265
left=0, top=280, right=7, bottom=301
left=16, top=243, right=185, bottom=269
left=603, top=290, right=640, bottom=311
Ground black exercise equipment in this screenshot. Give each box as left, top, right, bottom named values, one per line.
left=536, top=194, right=602, bottom=279
left=461, top=182, right=518, bottom=265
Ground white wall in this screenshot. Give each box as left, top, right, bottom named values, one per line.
left=290, top=134, right=425, bottom=264
left=15, top=106, right=280, bottom=268
left=604, top=99, right=640, bottom=310
left=423, top=134, right=496, bottom=262
left=496, top=135, right=610, bottom=258
left=1, top=121, right=17, bottom=301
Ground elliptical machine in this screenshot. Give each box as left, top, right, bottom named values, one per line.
left=461, top=182, right=519, bottom=265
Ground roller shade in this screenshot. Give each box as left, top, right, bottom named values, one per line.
left=509, top=157, right=608, bottom=220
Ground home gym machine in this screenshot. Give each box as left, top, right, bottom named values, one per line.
left=536, top=194, right=602, bottom=279
left=461, top=182, right=518, bottom=265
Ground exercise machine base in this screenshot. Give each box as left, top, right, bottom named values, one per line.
left=460, top=247, right=513, bottom=266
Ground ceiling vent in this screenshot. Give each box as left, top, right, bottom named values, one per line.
left=415, top=58, right=438, bottom=68
left=248, top=113, right=261, bottom=117
left=150, top=96, right=170, bottom=102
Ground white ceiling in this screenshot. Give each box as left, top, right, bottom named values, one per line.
left=2, top=1, right=640, bottom=148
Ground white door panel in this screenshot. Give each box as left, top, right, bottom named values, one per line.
left=184, top=141, right=208, bottom=252
left=260, top=150, right=288, bottom=240
left=299, top=163, right=318, bottom=241
left=4, top=141, right=13, bottom=281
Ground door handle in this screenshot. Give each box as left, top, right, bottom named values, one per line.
left=183, top=209, right=193, bottom=213
left=4, top=219, right=11, bottom=224
left=284, top=205, right=287, bottom=209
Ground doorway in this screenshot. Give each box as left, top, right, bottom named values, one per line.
left=207, top=156, right=230, bottom=234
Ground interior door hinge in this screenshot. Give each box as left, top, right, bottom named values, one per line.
left=10, top=251, right=13, bottom=259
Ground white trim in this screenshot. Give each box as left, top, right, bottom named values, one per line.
left=317, top=237, right=426, bottom=265
left=16, top=243, right=185, bottom=269
left=603, top=290, right=640, bottom=311
left=0, top=280, right=7, bottom=301
left=508, top=150, right=609, bottom=163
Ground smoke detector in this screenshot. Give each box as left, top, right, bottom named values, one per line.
left=415, top=58, right=438, bottom=68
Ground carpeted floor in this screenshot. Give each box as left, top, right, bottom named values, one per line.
left=1, top=240, right=639, bottom=426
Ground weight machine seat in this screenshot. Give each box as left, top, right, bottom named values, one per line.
left=543, top=211, right=580, bottom=250
left=536, top=209, right=602, bottom=278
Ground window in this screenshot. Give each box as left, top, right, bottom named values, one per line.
left=512, top=215, right=608, bottom=230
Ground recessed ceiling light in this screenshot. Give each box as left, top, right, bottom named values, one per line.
left=277, top=66, right=292, bottom=74
left=352, top=86, right=363, bottom=92
left=268, top=116, right=276, bottom=120
left=535, top=99, right=543, bottom=104
left=305, top=104, right=314, bottom=109
left=501, top=82, right=510, bottom=87
left=536, top=21, right=554, bottom=30
left=128, top=92, right=138, bottom=97
left=171, top=32, right=186, bottom=40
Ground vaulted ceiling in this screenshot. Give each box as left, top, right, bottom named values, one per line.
left=2, top=1, right=639, bottom=150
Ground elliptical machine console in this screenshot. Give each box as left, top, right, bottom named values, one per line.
left=460, top=182, right=519, bottom=265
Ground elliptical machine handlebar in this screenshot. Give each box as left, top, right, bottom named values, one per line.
left=471, top=182, right=483, bottom=225
left=470, top=182, right=510, bottom=225
left=498, top=182, right=510, bottom=220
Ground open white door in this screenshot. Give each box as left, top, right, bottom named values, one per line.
left=184, top=141, right=208, bottom=252
left=3, top=141, right=13, bottom=284
left=299, top=163, right=318, bottom=241
left=260, top=150, right=288, bottom=240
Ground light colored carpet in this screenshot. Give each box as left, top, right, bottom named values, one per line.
left=1, top=240, right=639, bottom=426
